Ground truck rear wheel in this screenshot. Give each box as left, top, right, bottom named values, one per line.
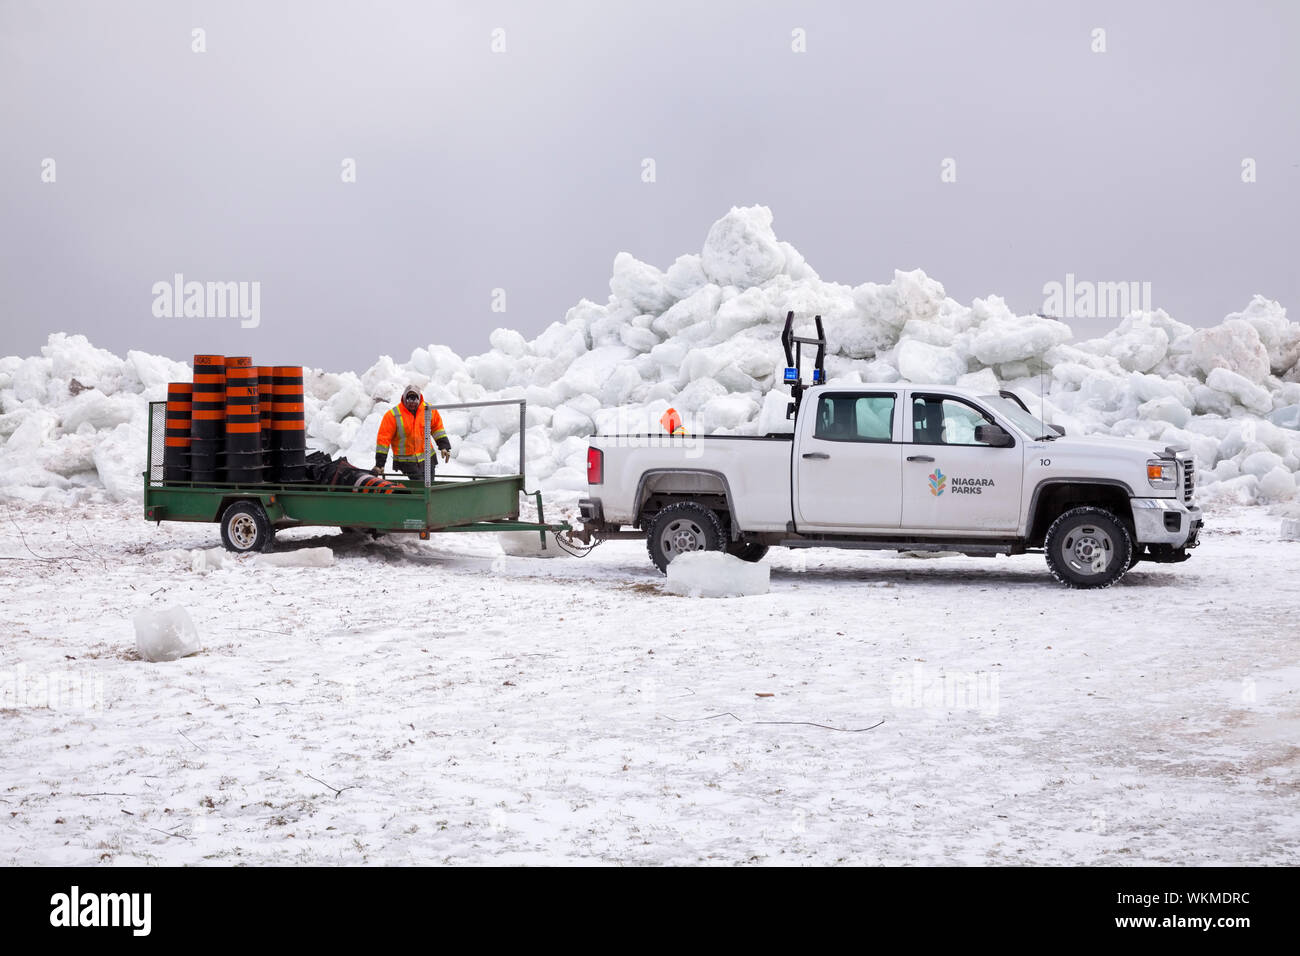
left=219, top=500, right=274, bottom=554
left=1044, top=506, right=1131, bottom=589
left=646, top=501, right=724, bottom=574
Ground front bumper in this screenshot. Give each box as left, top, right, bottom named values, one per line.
left=1131, top=497, right=1202, bottom=548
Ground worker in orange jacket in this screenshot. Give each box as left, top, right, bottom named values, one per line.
left=373, top=384, right=451, bottom=480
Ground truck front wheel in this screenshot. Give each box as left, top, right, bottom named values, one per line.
left=1044, top=506, right=1132, bottom=589
left=646, top=501, right=724, bottom=574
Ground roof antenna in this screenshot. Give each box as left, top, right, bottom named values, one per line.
left=1035, top=312, right=1056, bottom=429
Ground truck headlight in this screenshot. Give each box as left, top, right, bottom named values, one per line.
left=1147, top=459, right=1177, bottom=490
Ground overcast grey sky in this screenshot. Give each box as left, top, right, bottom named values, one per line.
left=2, top=0, right=1296, bottom=369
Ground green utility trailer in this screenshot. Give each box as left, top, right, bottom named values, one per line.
left=143, top=398, right=569, bottom=553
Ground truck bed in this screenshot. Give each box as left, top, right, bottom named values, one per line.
left=593, top=434, right=794, bottom=531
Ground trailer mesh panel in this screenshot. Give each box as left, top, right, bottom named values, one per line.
left=149, top=401, right=165, bottom=486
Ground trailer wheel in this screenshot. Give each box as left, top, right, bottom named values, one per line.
left=1044, top=506, right=1131, bottom=589
left=219, top=500, right=274, bottom=554
left=726, top=540, right=769, bottom=563
left=646, top=501, right=724, bottom=574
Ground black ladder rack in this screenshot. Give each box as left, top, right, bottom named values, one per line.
left=780, top=311, right=827, bottom=419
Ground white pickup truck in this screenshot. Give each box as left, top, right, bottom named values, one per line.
left=575, top=318, right=1202, bottom=589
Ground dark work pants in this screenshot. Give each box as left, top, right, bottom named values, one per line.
left=395, top=460, right=433, bottom=482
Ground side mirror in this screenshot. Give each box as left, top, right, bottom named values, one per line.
left=975, top=423, right=1014, bottom=447
left=1050, top=424, right=1066, bottom=437
left=786, top=401, right=797, bottom=420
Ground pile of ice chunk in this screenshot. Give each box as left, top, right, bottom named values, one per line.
left=665, top=551, right=771, bottom=598
left=190, top=548, right=225, bottom=574
left=3, top=205, right=1300, bottom=507
left=133, top=606, right=202, bottom=662
left=497, top=530, right=571, bottom=557
left=251, top=547, right=335, bottom=568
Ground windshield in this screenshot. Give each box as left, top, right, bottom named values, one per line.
left=980, top=395, right=1054, bottom=439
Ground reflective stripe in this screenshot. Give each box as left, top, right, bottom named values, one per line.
left=391, top=407, right=428, bottom=462
left=393, top=407, right=406, bottom=451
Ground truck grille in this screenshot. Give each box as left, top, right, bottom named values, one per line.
left=1182, top=459, right=1195, bottom=502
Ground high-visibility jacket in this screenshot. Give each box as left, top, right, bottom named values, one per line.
left=376, top=400, right=449, bottom=466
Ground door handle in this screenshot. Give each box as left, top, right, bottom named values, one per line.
left=802, top=452, right=830, bottom=460
left=907, top=455, right=935, bottom=463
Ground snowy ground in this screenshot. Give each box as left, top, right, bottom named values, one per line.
left=1, top=499, right=1297, bottom=866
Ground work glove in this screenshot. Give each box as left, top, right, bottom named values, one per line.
left=371, top=465, right=384, bottom=476
left=440, top=448, right=451, bottom=463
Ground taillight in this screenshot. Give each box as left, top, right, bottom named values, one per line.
left=587, top=447, right=603, bottom=485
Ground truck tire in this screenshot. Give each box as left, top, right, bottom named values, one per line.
left=646, top=501, right=725, bottom=574
left=1044, top=506, right=1131, bottom=589
left=726, top=540, right=769, bottom=563
left=219, top=500, right=274, bottom=554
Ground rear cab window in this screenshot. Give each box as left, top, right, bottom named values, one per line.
left=813, top=393, right=897, bottom=442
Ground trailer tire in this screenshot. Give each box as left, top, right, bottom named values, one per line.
left=1044, top=506, right=1131, bottom=589
left=646, top=501, right=724, bottom=574
left=726, top=540, right=769, bottom=563
left=219, top=500, right=274, bottom=554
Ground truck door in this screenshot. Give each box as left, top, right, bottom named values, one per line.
left=900, top=392, right=1023, bottom=533
left=794, top=391, right=903, bottom=531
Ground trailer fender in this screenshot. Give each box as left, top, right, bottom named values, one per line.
left=214, top=494, right=286, bottom=524
left=259, top=495, right=287, bottom=523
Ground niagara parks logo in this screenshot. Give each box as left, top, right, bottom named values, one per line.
left=928, top=469, right=995, bottom=497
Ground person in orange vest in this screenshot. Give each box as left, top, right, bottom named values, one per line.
left=373, top=385, right=451, bottom=480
